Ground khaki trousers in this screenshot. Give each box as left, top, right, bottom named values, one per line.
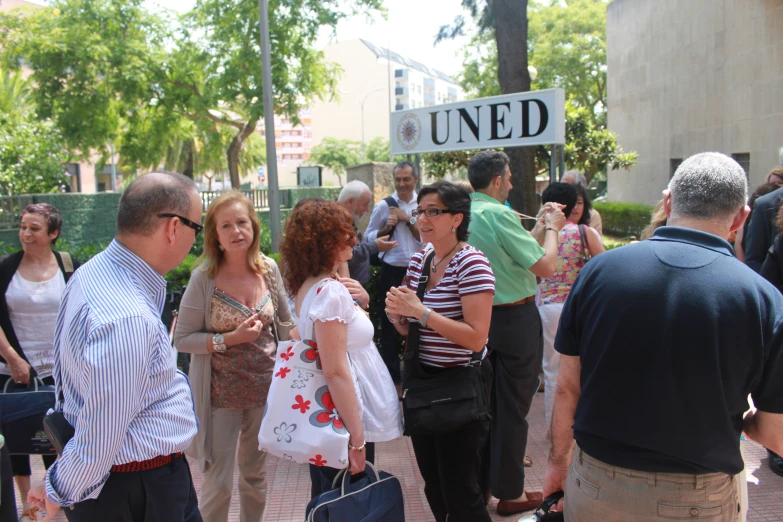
left=199, top=407, right=267, bottom=522
left=565, top=447, right=742, bottom=522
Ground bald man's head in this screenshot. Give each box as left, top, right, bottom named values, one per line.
left=116, top=172, right=198, bottom=236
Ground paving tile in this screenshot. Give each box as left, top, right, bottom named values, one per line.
left=18, top=393, right=783, bottom=521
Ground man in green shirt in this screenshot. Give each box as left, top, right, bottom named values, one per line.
left=467, top=150, right=565, bottom=516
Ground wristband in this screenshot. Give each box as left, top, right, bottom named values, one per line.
left=421, top=308, right=433, bottom=328
left=546, top=227, right=558, bottom=233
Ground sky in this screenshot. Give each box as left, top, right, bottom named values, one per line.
left=150, top=0, right=472, bottom=78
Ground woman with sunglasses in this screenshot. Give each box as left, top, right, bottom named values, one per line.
left=174, top=191, right=295, bottom=522
left=385, top=181, right=495, bottom=522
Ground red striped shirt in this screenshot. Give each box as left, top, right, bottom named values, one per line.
left=404, top=246, right=495, bottom=367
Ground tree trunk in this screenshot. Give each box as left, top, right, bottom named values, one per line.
left=492, top=0, right=538, bottom=218
left=182, top=141, right=195, bottom=179
left=226, top=117, right=259, bottom=189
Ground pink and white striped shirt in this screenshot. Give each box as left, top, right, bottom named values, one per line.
left=404, top=246, right=495, bottom=368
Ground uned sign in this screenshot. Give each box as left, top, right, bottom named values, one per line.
left=390, top=88, right=565, bottom=155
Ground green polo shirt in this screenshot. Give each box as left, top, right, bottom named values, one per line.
left=467, top=192, right=545, bottom=305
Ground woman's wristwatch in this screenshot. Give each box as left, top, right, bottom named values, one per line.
left=212, top=333, right=227, bottom=353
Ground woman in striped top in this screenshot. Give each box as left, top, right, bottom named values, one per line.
left=385, top=180, right=495, bottom=522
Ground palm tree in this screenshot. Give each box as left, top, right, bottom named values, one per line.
left=0, top=68, right=32, bottom=115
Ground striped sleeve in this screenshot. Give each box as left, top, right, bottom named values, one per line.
left=47, top=317, right=153, bottom=506
left=404, top=250, right=426, bottom=291
left=456, top=251, right=495, bottom=297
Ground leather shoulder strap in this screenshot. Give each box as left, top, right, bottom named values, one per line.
left=58, top=252, right=74, bottom=274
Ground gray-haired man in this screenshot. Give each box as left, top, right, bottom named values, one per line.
left=544, top=153, right=783, bottom=520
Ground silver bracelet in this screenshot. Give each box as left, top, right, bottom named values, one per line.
left=385, top=310, right=399, bottom=324
left=420, top=308, right=433, bottom=328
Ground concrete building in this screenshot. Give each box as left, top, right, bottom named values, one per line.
left=309, top=39, right=462, bottom=185
left=606, top=0, right=783, bottom=204
left=257, top=110, right=313, bottom=187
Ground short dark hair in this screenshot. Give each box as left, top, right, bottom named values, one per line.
left=393, top=160, right=418, bottom=178
left=116, top=172, right=198, bottom=236
left=21, top=203, right=63, bottom=245
left=468, top=150, right=510, bottom=190
left=417, top=180, right=471, bottom=241
left=542, top=182, right=578, bottom=219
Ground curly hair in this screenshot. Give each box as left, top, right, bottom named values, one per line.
left=280, top=200, right=355, bottom=295
left=199, top=191, right=268, bottom=278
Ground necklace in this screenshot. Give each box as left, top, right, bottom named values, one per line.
left=432, top=242, right=460, bottom=273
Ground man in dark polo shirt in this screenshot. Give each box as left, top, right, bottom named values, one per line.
left=544, top=152, right=783, bottom=520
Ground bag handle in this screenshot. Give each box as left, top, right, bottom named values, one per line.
left=330, top=462, right=381, bottom=494
left=578, top=224, right=592, bottom=261
left=3, top=376, right=43, bottom=394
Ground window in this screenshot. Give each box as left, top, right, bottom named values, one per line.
left=670, top=158, right=683, bottom=179
left=732, top=153, right=750, bottom=178
left=395, top=69, right=403, bottom=78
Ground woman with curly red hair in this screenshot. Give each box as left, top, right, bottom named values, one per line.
left=281, top=199, right=402, bottom=500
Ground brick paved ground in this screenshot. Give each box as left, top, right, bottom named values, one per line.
left=19, top=393, right=783, bottom=521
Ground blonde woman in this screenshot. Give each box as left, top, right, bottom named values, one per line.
left=174, top=191, right=295, bottom=522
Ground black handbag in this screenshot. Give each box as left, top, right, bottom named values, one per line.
left=400, top=251, right=492, bottom=436
left=0, top=378, right=56, bottom=455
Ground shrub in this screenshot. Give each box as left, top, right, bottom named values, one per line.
left=593, top=201, right=654, bottom=239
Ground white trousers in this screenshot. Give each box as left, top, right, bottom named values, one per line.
left=538, top=301, right=564, bottom=427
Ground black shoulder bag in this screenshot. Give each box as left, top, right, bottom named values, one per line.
left=400, top=251, right=493, bottom=436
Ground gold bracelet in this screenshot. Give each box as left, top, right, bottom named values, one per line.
left=348, top=440, right=366, bottom=452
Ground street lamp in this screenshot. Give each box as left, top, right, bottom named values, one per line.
left=361, top=87, right=384, bottom=161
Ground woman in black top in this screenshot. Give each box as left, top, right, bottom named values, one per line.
left=0, top=203, right=78, bottom=519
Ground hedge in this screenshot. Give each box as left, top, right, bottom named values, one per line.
left=593, top=201, right=655, bottom=239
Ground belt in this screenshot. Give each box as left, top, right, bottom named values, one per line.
left=493, top=296, right=535, bottom=308
left=110, top=453, right=182, bottom=473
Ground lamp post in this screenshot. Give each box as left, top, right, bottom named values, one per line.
left=361, top=88, right=384, bottom=161
left=258, top=0, right=281, bottom=252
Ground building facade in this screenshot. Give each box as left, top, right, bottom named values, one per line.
left=309, top=39, right=462, bottom=185
left=606, top=0, right=783, bottom=204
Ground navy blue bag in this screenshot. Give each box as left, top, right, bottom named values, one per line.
left=305, top=462, right=405, bottom=522
left=0, top=378, right=56, bottom=455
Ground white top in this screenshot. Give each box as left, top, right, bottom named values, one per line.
left=364, top=191, right=423, bottom=268
left=295, top=279, right=403, bottom=442
left=2, top=271, right=66, bottom=378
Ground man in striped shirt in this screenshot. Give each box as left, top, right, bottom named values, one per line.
left=29, top=172, right=202, bottom=521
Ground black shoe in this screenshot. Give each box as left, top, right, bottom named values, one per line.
left=768, top=449, right=783, bottom=477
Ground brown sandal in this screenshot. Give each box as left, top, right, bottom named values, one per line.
left=21, top=506, right=40, bottom=521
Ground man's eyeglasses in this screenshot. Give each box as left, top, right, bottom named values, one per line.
left=157, top=213, right=204, bottom=235
left=411, top=208, right=453, bottom=218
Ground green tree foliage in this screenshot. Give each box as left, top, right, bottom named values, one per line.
left=0, top=0, right=165, bottom=165
left=451, top=0, right=635, bottom=186
left=307, top=137, right=361, bottom=186
left=159, top=0, right=383, bottom=188
left=0, top=68, right=69, bottom=195
left=365, top=137, right=390, bottom=162
left=0, top=113, right=69, bottom=196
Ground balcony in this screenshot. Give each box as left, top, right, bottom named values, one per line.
left=395, top=87, right=405, bottom=95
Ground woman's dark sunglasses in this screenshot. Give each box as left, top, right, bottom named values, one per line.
left=411, top=208, right=453, bottom=218
left=158, top=213, right=204, bottom=235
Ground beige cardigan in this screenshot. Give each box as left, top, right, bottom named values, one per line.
left=173, top=257, right=293, bottom=471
